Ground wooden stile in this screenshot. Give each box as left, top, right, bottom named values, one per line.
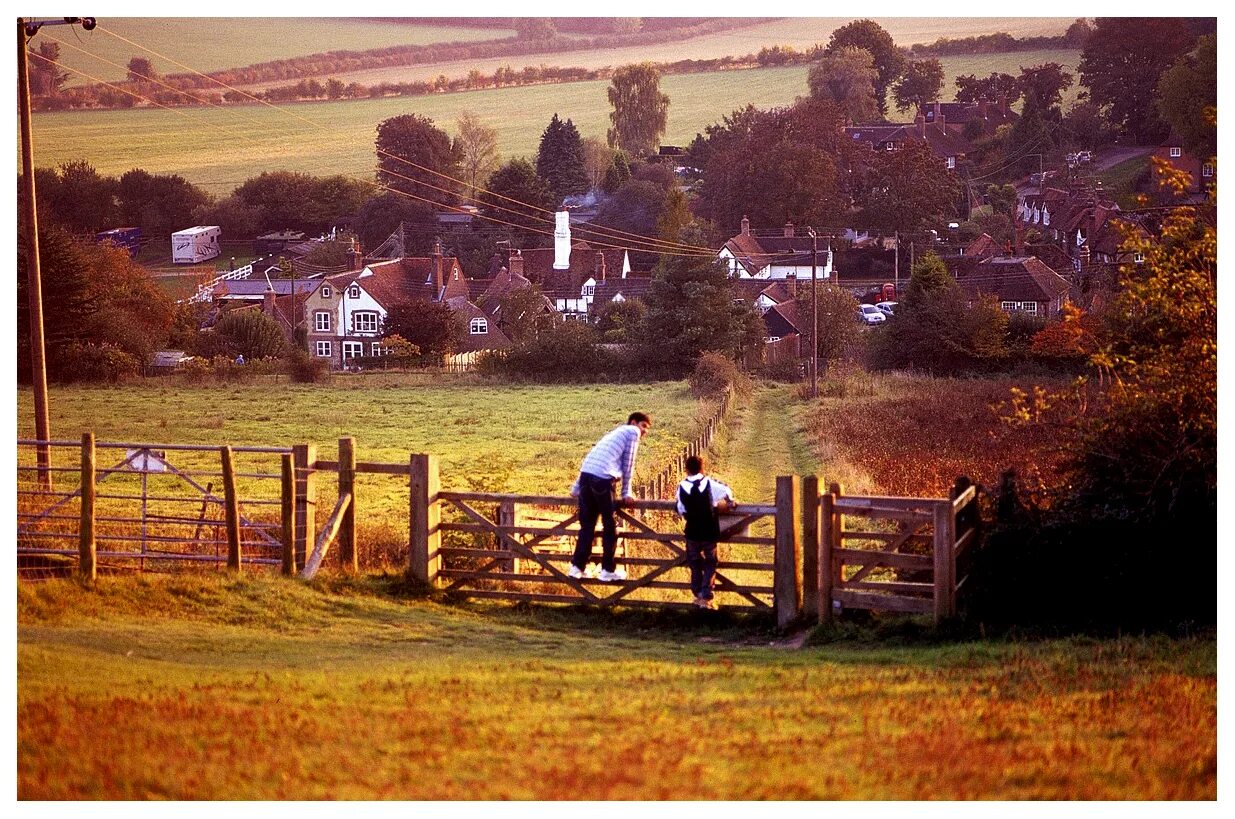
left=338, top=437, right=357, bottom=572
left=281, top=453, right=296, bottom=575
left=409, top=453, right=441, bottom=586
left=220, top=445, right=241, bottom=571
left=78, top=432, right=96, bottom=581
left=773, top=475, right=802, bottom=629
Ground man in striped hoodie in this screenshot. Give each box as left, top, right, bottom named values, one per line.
left=567, top=412, right=652, bottom=582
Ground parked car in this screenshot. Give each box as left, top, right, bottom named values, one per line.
left=875, top=301, right=897, bottom=317
left=858, top=304, right=886, bottom=325
left=1077, top=150, right=1093, bottom=164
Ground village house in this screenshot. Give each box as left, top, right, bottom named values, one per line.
left=845, top=114, right=972, bottom=171
left=718, top=218, right=834, bottom=280
left=919, top=98, right=1018, bottom=139
left=1151, top=136, right=1214, bottom=201
left=956, top=256, right=1075, bottom=318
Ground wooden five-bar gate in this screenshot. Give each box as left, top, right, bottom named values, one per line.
left=16, top=436, right=978, bottom=627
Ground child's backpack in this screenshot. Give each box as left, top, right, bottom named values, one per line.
left=680, top=478, right=721, bottom=541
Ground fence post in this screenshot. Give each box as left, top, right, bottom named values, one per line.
left=773, top=475, right=802, bottom=630
left=821, top=482, right=843, bottom=624
left=498, top=499, right=517, bottom=573
left=409, top=453, right=441, bottom=586
left=338, top=436, right=357, bottom=572
left=78, top=432, right=96, bottom=581
left=281, top=453, right=296, bottom=576
left=220, top=445, right=241, bottom=571
left=933, top=500, right=956, bottom=623
left=293, top=443, right=316, bottom=571
left=801, top=475, right=820, bottom=621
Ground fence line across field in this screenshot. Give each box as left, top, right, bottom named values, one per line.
left=16, top=432, right=977, bottom=627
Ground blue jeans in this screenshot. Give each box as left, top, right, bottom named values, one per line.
left=685, top=539, right=718, bottom=600
left=572, top=473, right=619, bottom=573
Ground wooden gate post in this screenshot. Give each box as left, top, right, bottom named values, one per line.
left=498, top=499, right=517, bottom=573
left=338, top=437, right=357, bottom=572
left=409, top=453, right=441, bottom=586
left=801, top=475, right=820, bottom=621
left=820, top=483, right=843, bottom=624
left=292, top=444, right=316, bottom=571
left=933, top=500, right=957, bottom=623
left=281, top=453, right=296, bottom=576
left=773, top=475, right=802, bottom=630
left=78, top=432, right=96, bottom=581
left=220, top=446, right=242, bottom=571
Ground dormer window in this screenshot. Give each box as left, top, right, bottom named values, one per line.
left=1203, top=163, right=1214, bottom=178
left=1170, top=146, right=1182, bottom=158
left=348, top=284, right=361, bottom=299
left=583, top=284, right=595, bottom=296
left=1134, top=251, right=1145, bottom=264
left=470, top=318, right=488, bottom=335
left=321, top=285, right=332, bottom=299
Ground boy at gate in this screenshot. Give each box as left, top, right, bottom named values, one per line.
left=676, top=455, right=736, bottom=609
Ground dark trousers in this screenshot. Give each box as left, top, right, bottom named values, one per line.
left=572, top=473, right=619, bottom=572
left=686, top=539, right=718, bottom=600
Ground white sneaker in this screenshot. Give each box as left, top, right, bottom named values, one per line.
left=597, top=568, right=627, bottom=582
left=566, top=564, right=584, bottom=579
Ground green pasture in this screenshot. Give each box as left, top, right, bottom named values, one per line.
left=16, top=574, right=1217, bottom=799
left=45, top=18, right=513, bottom=88
left=29, top=51, right=1080, bottom=196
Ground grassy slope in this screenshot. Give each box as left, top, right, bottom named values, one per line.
left=52, top=19, right=513, bottom=87
left=28, top=50, right=1080, bottom=196
left=17, top=574, right=1216, bottom=799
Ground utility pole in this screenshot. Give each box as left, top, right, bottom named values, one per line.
left=894, top=231, right=899, bottom=295
left=807, top=227, right=818, bottom=399
left=19, top=17, right=95, bottom=488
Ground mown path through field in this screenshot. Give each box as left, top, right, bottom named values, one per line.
left=709, top=383, right=820, bottom=505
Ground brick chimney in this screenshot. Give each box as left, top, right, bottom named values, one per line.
left=508, top=249, right=524, bottom=277
left=916, top=114, right=926, bottom=138
left=263, top=286, right=277, bottom=316
left=1014, top=221, right=1025, bottom=256
left=784, top=222, right=795, bottom=238
left=740, top=215, right=750, bottom=236
left=348, top=238, right=363, bottom=271
left=431, top=238, right=443, bottom=292
left=787, top=270, right=797, bottom=297
left=594, top=251, right=607, bottom=281
left=933, top=101, right=941, bottom=124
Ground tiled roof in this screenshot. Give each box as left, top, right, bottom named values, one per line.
left=963, top=233, right=999, bottom=260
left=213, top=279, right=318, bottom=298
left=959, top=256, right=1073, bottom=303
left=512, top=244, right=630, bottom=293
left=445, top=296, right=512, bottom=351
left=592, top=277, right=653, bottom=305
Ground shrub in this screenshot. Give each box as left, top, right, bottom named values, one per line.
left=688, top=351, right=740, bottom=399
left=286, top=352, right=330, bottom=383
left=54, top=342, right=140, bottom=383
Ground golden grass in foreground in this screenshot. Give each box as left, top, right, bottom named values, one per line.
left=17, top=575, right=1216, bottom=800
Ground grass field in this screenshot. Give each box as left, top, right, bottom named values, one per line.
left=28, top=49, right=1081, bottom=196
left=16, top=573, right=1217, bottom=799
left=48, top=18, right=513, bottom=87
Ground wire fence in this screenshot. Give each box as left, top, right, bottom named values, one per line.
left=16, top=438, right=292, bottom=580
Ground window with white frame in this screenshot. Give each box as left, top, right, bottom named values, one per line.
left=314, top=311, right=331, bottom=332
left=342, top=341, right=363, bottom=359
left=1001, top=301, right=1017, bottom=312
left=470, top=317, right=488, bottom=335
left=583, top=284, right=595, bottom=296
left=353, top=311, right=379, bottom=333
left=947, top=156, right=956, bottom=169
left=1170, top=146, right=1182, bottom=158
left=321, top=285, right=332, bottom=299
left=1134, top=251, right=1145, bottom=263
left=348, top=284, right=361, bottom=299
left=1021, top=301, right=1038, bottom=315
left=765, top=336, right=781, bottom=343
left=315, top=341, right=332, bottom=357
left=371, top=343, right=389, bottom=356
left=1203, top=163, right=1214, bottom=178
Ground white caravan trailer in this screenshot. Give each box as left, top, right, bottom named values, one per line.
left=171, top=225, right=221, bottom=264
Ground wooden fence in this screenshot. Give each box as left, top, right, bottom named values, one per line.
left=634, top=387, right=732, bottom=500
left=16, top=435, right=978, bottom=627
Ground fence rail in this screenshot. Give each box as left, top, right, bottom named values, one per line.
left=16, top=433, right=978, bottom=627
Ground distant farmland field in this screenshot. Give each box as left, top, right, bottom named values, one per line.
left=48, top=18, right=513, bottom=87
left=28, top=49, right=1079, bottom=195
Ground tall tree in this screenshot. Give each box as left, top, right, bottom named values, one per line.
left=826, top=19, right=905, bottom=117
left=47, top=160, right=117, bottom=234
left=351, top=192, right=437, bottom=255
left=602, top=150, right=632, bottom=194
left=953, top=72, right=1020, bottom=105
left=1155, top=34, right=1217, bottom=160
left=535, top=113, right=589, bottom=203
left=477, top=159, right=555, bottom=247
left=1018, top=62, right=1073, bottom=116
left=807, top=46, right=879, bottom=123
left=1002, top=99, right=1055, bottom=177
left=1078, top=17, right=1195, bottom=142
left=606, top=63, right=670, bottom=158
left=28, top=41, right=67, bottom=96
left=453, top=110, right=501, bottom=202
left=857, top=140, right=960, bottom=232
left=116, top=169, right=211, bottom=239
left=581, top=136, right=615, bottom=191
left=641, top=252, right=761, bottom=368
left=384, top=300, right=463, bottom=357
left=892, top=58, right=945, bottom=114
left=126, top=56, right=157, bottom=83
left=375, top=113, right=462, bottom=205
